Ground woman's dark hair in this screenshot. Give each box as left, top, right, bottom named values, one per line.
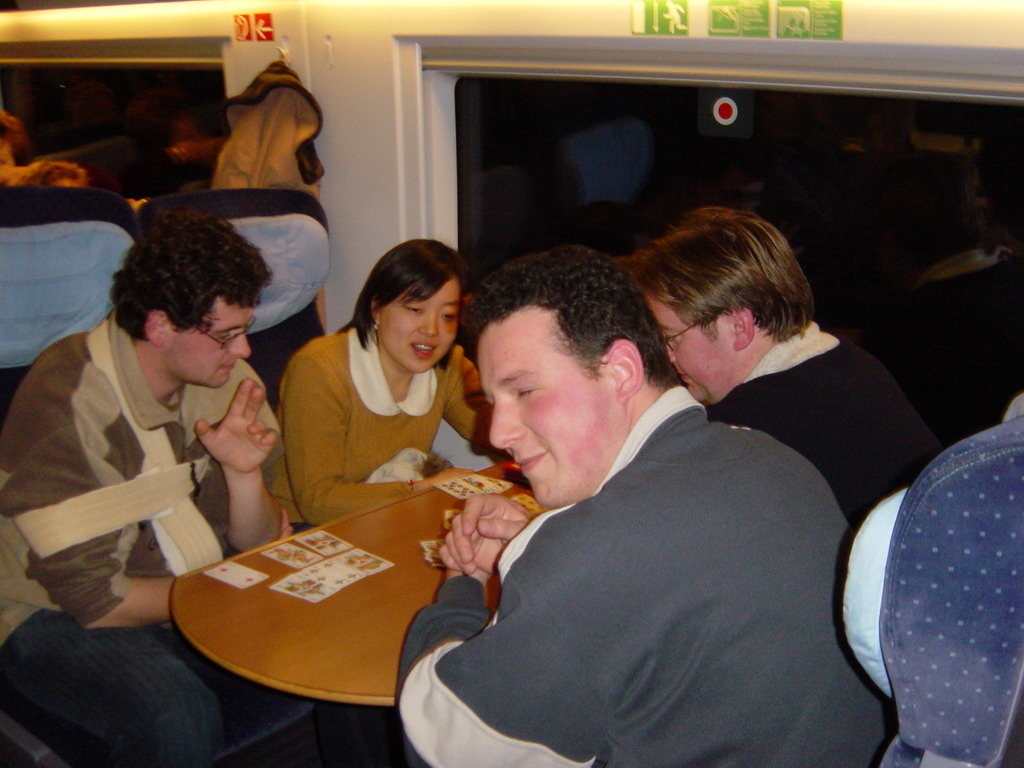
left=113, top=207, right=270, bottom=339
left=345, top=239, right=468, bottom=368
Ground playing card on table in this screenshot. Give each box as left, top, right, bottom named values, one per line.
left=260, top=542, right=324, bottom=569
left=337, top=548, right=394, bottom=575
left=436, top=477, right=477, bottom=499
left=460, top=473, right=513, bottom=494
left=420, top=539, right=444, bottom=568
left=510, top=492, right=545, bottom=515
left=269, top=573, right=342, bottom=603
left=296, top=531, right=353, bottom=556
left=442, top=508, right=460, bottom=530
left=269, top=558, right=365, bottom=602
left=437, top=474, right=513, bottom=499
left=204, top=561, right=268, bottom=589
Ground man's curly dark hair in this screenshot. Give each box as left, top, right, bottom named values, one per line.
left=112, top=208, right=271, bottom=339
left=465, top=245, right=678, bottom=389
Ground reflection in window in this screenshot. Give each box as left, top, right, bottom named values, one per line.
left=1, top=66, right=225, bottom=198
left=456, top=79, right=1024, bottom=331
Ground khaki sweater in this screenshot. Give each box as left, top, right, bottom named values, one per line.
left=273, top=330, right=490, bottom=525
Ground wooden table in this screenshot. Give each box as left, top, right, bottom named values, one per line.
left=171, top=470, right=519, bottom=705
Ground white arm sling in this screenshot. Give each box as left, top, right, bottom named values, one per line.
left=13, top=321, right=223, bottom=574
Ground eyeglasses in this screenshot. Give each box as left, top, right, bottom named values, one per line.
left=199, top=316, right=255, bottom=348
left=662, top=323, right=696, bottom=347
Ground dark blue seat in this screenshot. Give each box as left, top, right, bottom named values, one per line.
left=138, top=188, right=329, bottom=407
left=0, top=186, right=137, bottom=430
left=0, top=185, right=130, bottom=767
left=848, top=417, right=1024, bottom=768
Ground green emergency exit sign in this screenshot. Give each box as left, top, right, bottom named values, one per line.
left=708, top=0, right=770, bottom=37
left=777, top=0, right=843, bottom=40
left=632, top=0, right=690, bottom=35
left=632, top=0, right=843, bottom=40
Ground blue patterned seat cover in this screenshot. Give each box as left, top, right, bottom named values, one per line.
left=880, top=417, right=1024, bottom=767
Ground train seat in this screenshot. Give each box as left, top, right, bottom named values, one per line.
left=0, top=185, right=138, bottom=431
left=138, top=187, right=329, bottom=407
left=845, top=417, right=1024, bottom=768
left=0, top=185, right=129, bottom=767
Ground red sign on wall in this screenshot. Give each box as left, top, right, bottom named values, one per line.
left=234, top=13, right=274, bottom=42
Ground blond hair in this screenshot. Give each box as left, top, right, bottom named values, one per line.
left=626, top=207, right=813, bottom=342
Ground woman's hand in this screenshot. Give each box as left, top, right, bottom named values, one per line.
left=410, top=467, right=472, bottom=493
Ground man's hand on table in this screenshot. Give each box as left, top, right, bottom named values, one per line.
left=441, top=494, right=530, bottom=584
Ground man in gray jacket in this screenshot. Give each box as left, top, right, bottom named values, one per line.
left=399, top=246, right=886, bottom=767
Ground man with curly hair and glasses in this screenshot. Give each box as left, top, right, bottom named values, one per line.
left=0, top=208, right=287, bottom=767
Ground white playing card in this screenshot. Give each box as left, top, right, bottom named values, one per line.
left=420, top=539, right=444, bottom=568
left=260, top=542, right=324, bottom=569
left=510, top=492, right=545, bottom=515
left=269, top=560, right=355, bottom=602
left=437, top=474, right=513, bottom=499
left=296, top=531, right=354, bottom=556
left=436, top=477, right=477, bottom=499
left=269, top=553, right=380, bottom=602
left=460, top=474, right=513, bottom=494
left=269, top=571, right=344, bottom=602
left=315, top=556, right=371, bottom=587
left=204, top=561, right=269, bottom=589
left=336, top=548, right=394, bottom=575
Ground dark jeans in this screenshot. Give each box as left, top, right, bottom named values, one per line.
left=0, top=610, right=226, bottom=768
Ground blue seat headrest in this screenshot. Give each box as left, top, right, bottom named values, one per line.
left=881, top=418, right=1024, bottom=766
left=138, top=189, right=329, bottom=332
left=0, top=187, right=137, bottom=367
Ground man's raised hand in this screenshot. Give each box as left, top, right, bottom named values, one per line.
left=195, top=378, right=277, bottom=475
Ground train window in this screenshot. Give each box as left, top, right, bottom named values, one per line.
left=455, top=78, right=1023, bottom=327
left=1, top=65, right=225, bottom=198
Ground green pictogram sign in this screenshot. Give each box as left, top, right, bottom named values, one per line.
left=708, top=0, right=770, bottom=38
left=776, top=0, right=843, bottom=40
left=632, top=0, right=690, bottom=36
